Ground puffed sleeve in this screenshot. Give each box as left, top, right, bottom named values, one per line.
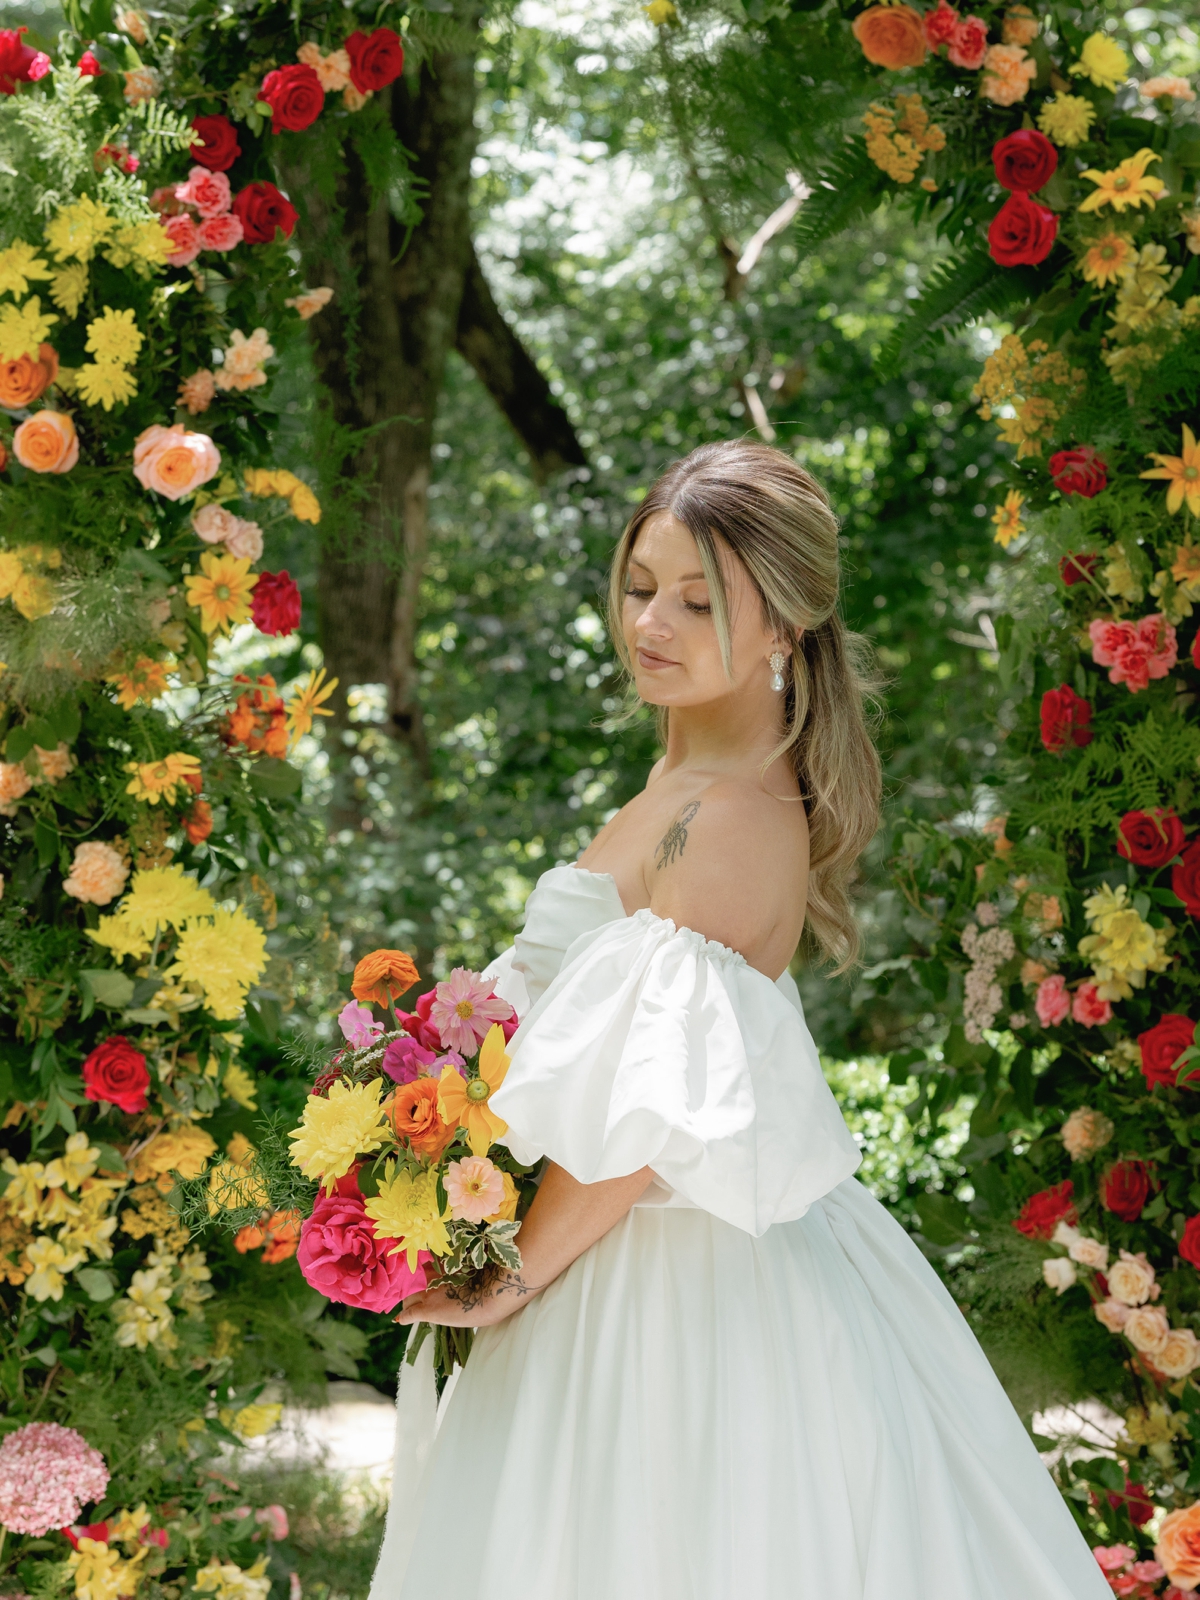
left=488, top=908, right=862, bottom=1237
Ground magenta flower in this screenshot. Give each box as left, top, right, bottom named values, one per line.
left=337, top=1000, right=382, bottom=1050
left=381, top=1034, right=437, bottom=1084
left=428, top=968, right=515, bottom=1056
left=0, top=1423, right=109, bottom=1536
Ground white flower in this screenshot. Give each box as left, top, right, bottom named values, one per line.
left=1043, top=1257, right=1077, bottom=1294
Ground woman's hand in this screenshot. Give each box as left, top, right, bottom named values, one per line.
left=395, top=1267, right=539, bottom=1328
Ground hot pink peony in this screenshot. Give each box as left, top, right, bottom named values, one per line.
left=296, top=1172, right=430, bottom=1312
left=0, top=1423, right=109, bottom=1536
left=1035, top=973, right=1070, bottom=1027
left=1089, top=615, right=1178, bottom=693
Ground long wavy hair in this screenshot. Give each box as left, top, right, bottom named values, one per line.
left=607, top=440, right=883, bottom=971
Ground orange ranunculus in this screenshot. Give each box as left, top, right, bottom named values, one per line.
left=13, top=410, right=78, bottom=474
left=352, top=947, right=419, bottom=1005
left=0, top=344, right=58, bottom=408
left=386, top=1077, right=457, bottom=1159
left=261, top=1209, right=302, bottom=1263
left=852, top=4, right=927, bottom=67
left=234, top=1220, right=267, bottom=1253
left=1158, top=1503, right=1200, bottom=1590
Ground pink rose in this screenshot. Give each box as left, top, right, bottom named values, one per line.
left=296, top=1173, right=431, bottom=1313
left=1072, top=983, right=1113, bottom=1027
left=947, top=14, right=988, bottom=66
left=133, top=423, right=220, bottom=500
left=1090, top=615, right=1177, bottom=693
left=198, top=213, right=244, bottom=252
left=163, top=212, right=200, bottom=267
left=1035, top=973, right=1070, bottom=1027
left=192, top=504, right=239, bottom=543
left=224, top=518, right=263, bottom=562
left=175, top=165, right=231, bottom=219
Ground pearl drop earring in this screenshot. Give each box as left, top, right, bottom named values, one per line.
left=769, top=651, right=786, bottom=692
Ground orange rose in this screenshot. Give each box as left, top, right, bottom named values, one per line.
left=13, top=411, right=79, bottom=475
left=0, top=344, right=59, bottom=408
left=386, top=1077, right=456, bottom=1159
left=1157, top=1502, right=1200, bottom=1590
left=852, top=5, right=927, bottom=67
left=132, top=422, right=221, bottom=501
left=352, top=948, right=419, bottom=1005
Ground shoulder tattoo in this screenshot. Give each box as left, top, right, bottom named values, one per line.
left=655, top=800, right=700, bottom=870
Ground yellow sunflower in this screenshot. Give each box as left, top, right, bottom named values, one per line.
left=184, top=552, right=258, bottom=635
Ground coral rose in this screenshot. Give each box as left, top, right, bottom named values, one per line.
left=1118, top=808, right=1185, bottom=868
left=1035, top=973, right=1070, bottom=1026
left=198, top=214, right=243, bottom=252
left=13, top=411, right=78, bottom=474
left=192, top=504, right=239, bottom=544
left=1107, top=1249, right=1158, bottom=1307
left=1049, top=445, right=1107, bottom=497
left=133, top=423, right=220, bottom=501
left=190, top=113, right=241, bottom=172
left=352, top=948, right=419, bottom=1006
left=988, top=193, right=1058, bottom=267
left=852, top=5, right=927, bottom=67
left=1071, top=983, right=1112, bottom=1026
left=1124, top=1304, right=1170, bottom=1353
left=1139, top=1014, right=1199, bottom=1090
left=175, top=165, right=231, bottom=218
left=297, top=1172, right=430, bottom=1312
left=251, top=570, right=301, bottom=636
left=1159, top=1504, right=1200, bottom=1592
left=1101, top=1160, right=1152, bottom=1222
left=232, top=181, right=298, bottom=245
left=1173, top=837, right=1200, bottom=915
left=1013, top=1179, right=1076, bottom=1240
left=260, top=62, right=325, bottom=133
left=345, top=27, right=405, bottom=91
left=163, top=212, right=200, bottom=267
left=923, top=0, right=958, bottom=48
left=82, top=1035, right=150, bottom=1114
left=1040, top=684, right=1092, bottom=753
left=386, top=1076, right=456, bottom=1158
left=224, top=518, right=263, bottom=562
left=947, top=15, right=988, bottom=68
left=0, top=344, right=58, bottom=408
left=63, top=841, right=128, bottom=906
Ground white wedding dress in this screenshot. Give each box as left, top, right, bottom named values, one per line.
left=370, top=865, right=1107, bottom=1600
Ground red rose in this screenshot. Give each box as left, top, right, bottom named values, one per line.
left=296, top=1171, right=430, bottom=1313
left=988, top=193, right=1058, bottom=268
left=260, top=62, right=324, bottom=134
left=1049, top=446, right=1107, bottom=498
left=1059, top=551, right=1099, bottom=586
left=0, top=27, right=42, bottom=93
left=1106, top=1479, right=1154, bottom=1528
left=190, top=113, right=241, bottom=172
left=345, top=27, right=405, bottom=93
left=1173, top=837, right=1200, bottom=915
left=82, top=1035, right=150, bottom=1114
left=923, top=0, right=959, bottom=47
left=232, top=181, right=298, bottom=245
left=1039, top=684, right=1092, bottom=754
left=1101, top=1160, right=1152, bottom=1222
left=992, top=129, right=1057, bottom=193
left=77, top=48, right=102, bottom=76
left=947, top=14, right=988, bottom=67
left=1181, top=1215, right=1200, bottom=1270
left=1013, top=1179, right=1076, bottom=1240
left=1139, top=1013, right=1199, bottom=1090
left=1194, top=630, right=1200, bottom=671
left=251, top=570, right=301, bottom=636
left=1117, top=808, right=1185, bottom=868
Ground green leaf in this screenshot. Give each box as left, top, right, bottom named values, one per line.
left=1009, top=1049, right=1036, bottom=1120
left=913, top=1191, right=974, bottom=1246
left=1075, top=1457, right=1125, bottom=1495
left=993, top=613, right=1014, bottom=653
left=76, top=1267, right=115, bottom=1302
left=248, top=758, right=303, bottom=799
left=48, top=699, right=82, bottom=746
left=34, top=816, right=59, bottom=869
left=5, top=726, right=34, bottom=761
left=876, top=249, right=1037, bottom=378
left=80, top=969, right=136, bottom=1009
left=123, top=1007, right=172, bottom=1026
left=91, top=1142, right=128, bottom=1175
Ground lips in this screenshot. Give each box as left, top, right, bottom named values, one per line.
left=636, top=647, right=678, bottom=668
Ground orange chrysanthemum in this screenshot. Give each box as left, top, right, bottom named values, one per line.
left=351, top=948, right=419, bottom=1006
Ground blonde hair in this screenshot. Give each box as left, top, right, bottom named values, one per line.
left=607, top=440, right=883, bottom=971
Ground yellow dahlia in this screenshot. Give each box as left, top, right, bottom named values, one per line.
left=288, top=1077, right=392, bottom=1191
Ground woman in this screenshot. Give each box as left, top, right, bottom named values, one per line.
left=374, top=442, right=1108, bottom=1600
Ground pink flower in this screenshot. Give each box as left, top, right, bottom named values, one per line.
left=296, top=1173, right=430, bottom=1312
left=1036, top=973, right=1071, bottom=1027
left=175, top=165, right=231, bottom=218
left=0, top=1423, right=109, bottom=1536
left=444, top=1155, right=506, bottom=1222
left=255, top=1505, right=289, bottom=1541
left=1090, top=615, right=1178, bottom=693
left=947, top=14, right=988, bottom=66
left=1129, top=1562, right=1166, bottom=1583
left=381, top=1033, right=436, bottom=1084
left=1073, top=982, right=1114, bottom=1027
left=428, top=968, right=517, bottom=1055
left=924, top=0, right=958, bottom=46
left=198, top=213, right=244, bottom=252
left=162, top=212, right=200, bottom=267
left=1094, top=1547, right=1137, bottom=1574
left=132, top=423, right=220, bottom=500
left=1095, top=1298, right=1131, bottom=1333
left=337, top=1000, right=382, bottom=1049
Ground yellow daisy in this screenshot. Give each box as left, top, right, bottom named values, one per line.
left=125, top=750, right=202, bottom=805
left=991, top=489, right=1026, bottom=548
left=1141, top=425, right=1200, bottom=517
left=285, top=668, right=338, bottom=739
left=184, top=552, right=258, bottom=635
left=1078, top=149, right=1164, bottom=214
left=1080, top=232, right=1133, bottom=287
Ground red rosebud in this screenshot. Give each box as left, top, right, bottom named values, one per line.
left=232, top=180, right=298, bottom=245
left=190, top=113, right=241, bottom=172
left=1101, top=1159, right=1152, bottom=1222
left=251, top=570, right=301, bottom=637
left=988, top=193, right=1058, bottom=268
left=82, top=1035, right=151, bottom=1114
left=77, top=48, right=102, bottom=76
left=1194, top=631, right=1200, bottom=671
left=0, top=27, right=42, bottom=94
left=396, top=988, right=442, bottom=1052
left=1059, top=551, right=1098, bottom=586
left=1039, top=684, right=1092, bottom=754
left=992, top=128, right=1057, bottom=193
left=923, top=0, right=959, bottom=47
left=1174, top=837, right=1200, bottom=915
left=345, top=27, right=405, bottom=93
left=260, top=61, right=324, bottom=134
left=1181, top=1215, right=1200, bottom=1270
left=1139, top=1013, right=1200, bottom=1090
left=1116, top=808, right=1185, bottom=868
left=1048, top=446, right=1107, bottom=498
left=1106, top=1479, right=1155, bottom=1527
left=1013, top=1179, right=1076, bottom=1240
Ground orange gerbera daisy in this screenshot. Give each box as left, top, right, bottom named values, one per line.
left=1078, top=148, right=1165, bottom=214
left=106, top=654, right=171, bottom=710
left=437, top=1025, right=510, bottom=1157
left=1142, top=426, right=1200, bottom=517
left=351, top=948, right=419, bottom=1006
left=184, top=551, right=258, bottom=635
left=1080, top=233, right=1133, bottom=288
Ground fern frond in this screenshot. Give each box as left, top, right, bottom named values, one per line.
left=875, top=249, right=1034, bottom=377
left=790, top=139, right=887, bottom=258
left=128, top=98, right=197, bottom=162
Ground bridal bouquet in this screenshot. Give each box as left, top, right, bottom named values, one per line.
left=282, top=950, right=529, bottom=1317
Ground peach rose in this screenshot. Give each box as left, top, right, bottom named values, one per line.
left=981, top=42, right=1036, bottom=104
left=1060, top=1106, right=1114, bottom=1160
left=1156, top=1327, right=1200, bottom=1380
left=1123, top=1304, right=1170, bottom=1353
left=1094, top=1298, right=1130, bottom=1333
left=133, top=423, right=220, bottom=501
left=852, top=4, right=927, bottom=67
left=0, top=761, right=33, bottom=816
left=1157, top=1502, right=1200, bottom=1591
left=13, top=411, right=78, bottom=474
left=192, top=504, right=240, bottom=544
left=1068, top=1236, right=1109, bottom=1271
left=224, top=518, right=263, bottom=562
left=63, top=840, right=129, bottom=906
left=1107, top=1249, right=1158, bottom=1307
left=0, top=344, right=59, bottom=408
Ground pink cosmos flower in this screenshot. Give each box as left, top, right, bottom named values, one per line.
left=337, top=1000, right=383, bottom=1050
left=198, top=213, right=244, bottom=252
left=1094, top=1547, right=1137, bottom=1574
left=175, top=164, right=232, bottom=218
left=0, top=1423, right=110, bottom=1536
left=444, top=1154, right=506, bottom=1223
left=1089, top=615, right=1178, bottom=693
left=428, top=967, right=517, bottom=1056
left=1072, top=982, right=1113, bottom=1027
left=1035, top=973, right=1070, bottom=1027
left=163, top=212, right=200, bottom=267
left=255, top=1505, right=289, bottom=1540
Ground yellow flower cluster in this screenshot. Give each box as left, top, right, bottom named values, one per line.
left=217, top=1405, right=282, bottom=1442
left=0, top=543, right=62, bottom=621
left=862, top=94, right=945, bottom=184
left=0, top=294, right=58, bottom=360
left=68, top=1534, right=148, bottom=1600
left=972, top=335, right=1085, bottom=459
left=0, top=1136, right=124, bottom=1300
left=243, top=467, right=322, bottom=524
left=1091, top=242, right=1200, bottom=388
left=45, top=195, right=169, bottom=276
left=78, top=306, right=143, bottom=412
left=121, top=1183, right=191, bottom=1250
left=205, top=1132, right=270, bottom=1216
left=1078, top=884, right=1172, bottom=1001
left=192, top=1556, right=272, bottom=1600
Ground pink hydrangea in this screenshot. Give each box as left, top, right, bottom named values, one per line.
left=0, top=1423, right=109, bottom=1536
left=1035, top=973, right=1071, bottom=1027
left=1072, top=982, right=1113, bottom=1027
left=1089, top=615, right=1178, bottom=693
left=428, top=968, right=517, bottom=1056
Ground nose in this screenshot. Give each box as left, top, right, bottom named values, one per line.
left=633, top=592, right=672, bottom=641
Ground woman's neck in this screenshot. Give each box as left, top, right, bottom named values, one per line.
left=655, top=694, right=790, bottom=784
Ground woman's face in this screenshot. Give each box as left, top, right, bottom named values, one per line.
left=621, top=512, right=783, bottom=709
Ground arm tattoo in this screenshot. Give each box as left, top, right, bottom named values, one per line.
left=655, top=801, right=700, bottom=870
left=442, top=1269, right=539, bottom=1314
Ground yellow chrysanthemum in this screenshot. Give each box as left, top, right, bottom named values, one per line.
left=106, top=655, right=172, bottom=709
left=285, top=667, right=338, bottom=738
left=169, top=905, right=269, bottom=1020
left=185, top=552, right=258, bottom=636
left=106, top=218, right=171, bottom=272
left=991, top=489, right=1026, bottom=548
left=0, top=240, right=53, bottom=299
left=50, top=264, right=88, bottom=317
left=85, top=307, right=144, bottom=366
left=1080, top=232, right=1133, bottom=287
left=45, top=196, right=116, bottom=264
left=1142, top=425, right=1200, bottom=517
left=1078, top=883, right=1172, bottom=1001
left=94, top=863, right=216, bottom=948
left=1036, top=92, right=1096, bottom=149
left=365, top=1163, right=451, bottom=1270
left=125, top=749, right=201, bottom=805
left=288, top=1077, right=392, bottom=1192
left=0, top=296, right=58, bottom=360
left=77, top=361, right=137, bottom=411
left=1079, top=149, right=1164, bottom=215
left=1069, top=32, right=1130, bottom=91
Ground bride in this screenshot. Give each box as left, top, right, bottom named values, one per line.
left=373, top=441, right=1108, bottom=1599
